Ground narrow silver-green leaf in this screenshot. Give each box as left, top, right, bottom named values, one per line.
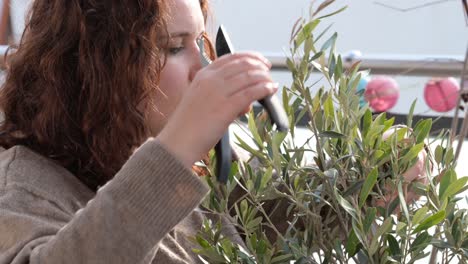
left=439, top=169, right=457, bottom=199
left=400, top=143, right=424, bottom=165
left=319, top=130, right=346, bottom=138
left=413, top=210, right=446, bottom=233
left=398, top=181, right=410, bottom=221
left=316, top=6, right=348, bottom=19
left=248, top=111, right=263, bottom=147
left=336, top=192, right=358, bottom=220
left=412, top=206, right=429, bottom=225
left=359, top=168, right=378, bottom=208
left=434, top=145, right=444, bottom=164
left=441, top=176, right=468, bottom=201
left=320, top=32, right=338, bottom=51
left=406, top=100, right=417, bottom=128
left=413, top=119, right=432, bottom=144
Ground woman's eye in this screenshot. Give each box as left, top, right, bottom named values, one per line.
left=168, top=46, right=184, bottom=55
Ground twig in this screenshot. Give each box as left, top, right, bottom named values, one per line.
left=374, top=0, right=456, bottom=12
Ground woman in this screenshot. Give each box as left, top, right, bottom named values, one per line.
left=0, top=0, right=277, bottom=263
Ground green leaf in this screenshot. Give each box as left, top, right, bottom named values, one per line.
left=359, top=168, right=378, bottom=208
left=334, top=55, right=343, bottom=83
left=254, top=171, right=263, bottom=192
left=282, top=87, right=290, bottom=115
left=246, top=217, right=263, bottom=231
left=304, top=37, right=314, bottom=56
left=398, top=181, right=410, bottom=221
left=336, top=192, right=358, bottom=220
left=248, top=111, right=263, bottom=147
left=396, top=222, right=407, bottom=236
left=439, top=169, right=457, bottom=199
left=368, top=217, right=393, bottom=256
left=312, top=0, right=334, bottom=17
left=295, top=20, right=320, bottom=48
left=260, top=167, right=273, bottom=190
left=320, top=32, right=338, bottom=51
left=362, top=109, right=372, bottom=139
left=400, top=143, right=424, bottom=165
left=406, top=100, right=417, bottom=128
left=345, top=229, right=361, bottom=257
left=343, top=179, right=364, bottom=196
left=290, top=17, right=305, bottom=44
left=319, top=130, right=346, bottom=138
left=431, top=239, right=453, bottom=249
left=363, top=207, right=377, bottom=233
left=412, top=207, right=429, bottom=225
left=328, top=54, right=336, bottom=79
left=441, top=176, right=468, bottom=201
left=309, top=51, right=324, bottom=62
left=384, top=117, right=395, bottom=131
left=410, top=232, right=431, bottom=252
left=413, top=119, right=432, bottom=144
left=235, top=135, right=266, bottom=163
left=286, top=58, right=296, bottom=71
left=196, top=235, right=211, bottom=249
left=377, top=217, right=393, bottom=239
left=434, top=145, right=444, bottom=164
left=323, top=94, right=335, bottom=119
left=413, top=210, right=446, bottom=233
left=272, top=132, right=287, bottom=171
left=387, top=235, right=401, bottom=260
left=256, top=238, right=267, bottom=255
left=316, top=6, right=348, bottom=19
left=445, top=147, right=454, bottom=164
left=351, top=219, right=366, bottom=246
left=271, top=254, right=294, bottom=264
left=314, top=23, right=332, bottom=48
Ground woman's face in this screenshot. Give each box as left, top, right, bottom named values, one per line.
left=147, top=0, right=205, bottom=135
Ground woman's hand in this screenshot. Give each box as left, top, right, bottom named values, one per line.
left=373, top=125, right=431, bottom=212
left=157, top=52, right=277, bottom=168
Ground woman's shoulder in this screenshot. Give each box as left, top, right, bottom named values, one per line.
left=0, top=145, right=94, bottom=213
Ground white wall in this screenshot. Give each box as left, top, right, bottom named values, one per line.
left=210, top=0, right=467, bottom=56
left=10, top=0, right=32, bottom=43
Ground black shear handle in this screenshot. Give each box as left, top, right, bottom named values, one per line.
left=214, top=25, right=289, bottom=183
left=215, top=133, right=231, bottom=183
left=259, top=95, right=289, bottom=132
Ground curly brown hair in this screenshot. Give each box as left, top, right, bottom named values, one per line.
left=0, top=0, right=212, bottom=191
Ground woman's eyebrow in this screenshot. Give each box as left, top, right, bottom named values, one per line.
left=169, top=32, right=191, bottom=38
left=168, top=30, right=205, bottom=39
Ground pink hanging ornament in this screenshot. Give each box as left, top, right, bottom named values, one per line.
left=364, top=76, right=400, bottom=112
left=424, top=77, right=460, bottom=112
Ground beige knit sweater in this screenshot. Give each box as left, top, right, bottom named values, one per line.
left=0, top=139, right=241, bottom=263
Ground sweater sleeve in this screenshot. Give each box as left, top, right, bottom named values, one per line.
left=0, top=139, right=209, bottom=264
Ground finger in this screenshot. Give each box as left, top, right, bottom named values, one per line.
left=219, top=58, right=270, bottom=80
left=211, top=52, right=271, bottom=69
left=224, top=70, right=273, bottom=96
left=229, top=81, right=278, bottom=112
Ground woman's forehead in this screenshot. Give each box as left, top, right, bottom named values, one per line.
left=165, top=0, right=205, bottom=36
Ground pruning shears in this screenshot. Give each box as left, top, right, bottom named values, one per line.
left=197, top=25, right=289, bottom=183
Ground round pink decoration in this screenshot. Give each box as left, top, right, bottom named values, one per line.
left=364, top=76, right=400, bottom=112
left=424, top=77, right=460, bottom=112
